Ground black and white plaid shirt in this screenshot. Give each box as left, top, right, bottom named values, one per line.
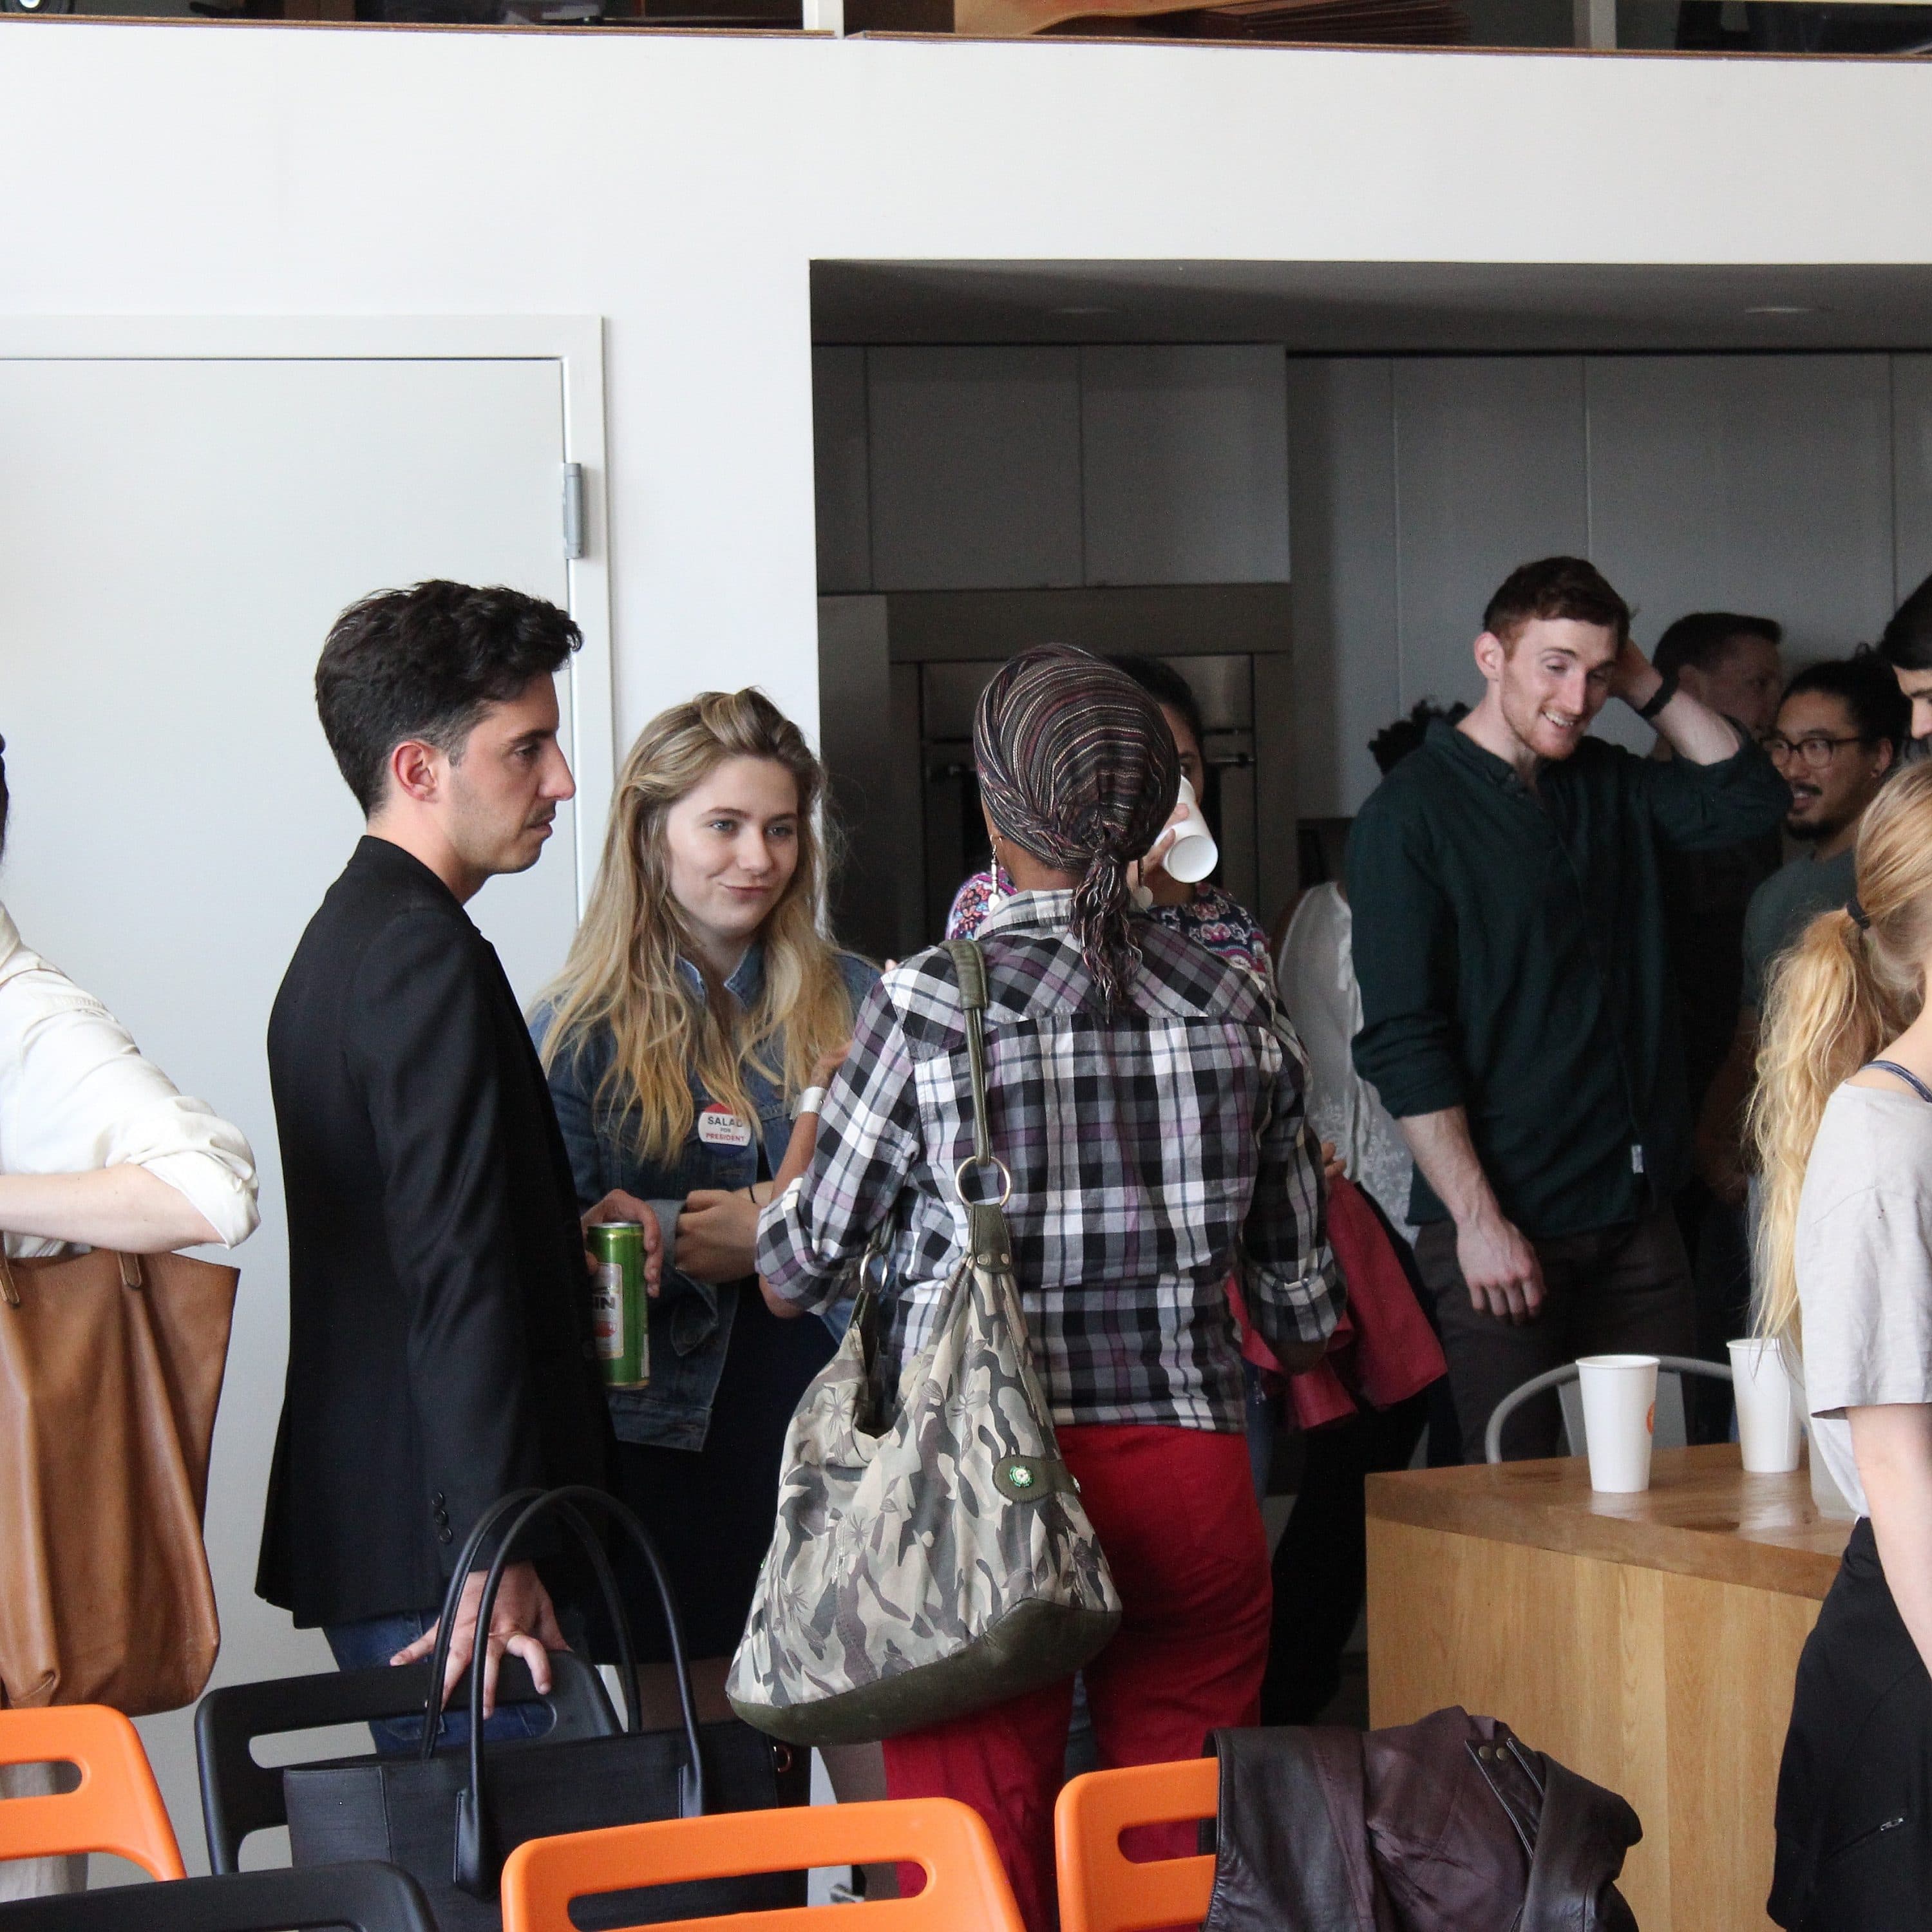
left=756, top=889, right=1341, bottom=1432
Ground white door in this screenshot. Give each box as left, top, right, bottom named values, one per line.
left=0, top=353, right=597, bottom=1870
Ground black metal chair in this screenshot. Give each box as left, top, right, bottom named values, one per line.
left=194, top=1652, right=619, bottom=1873
left=0, top=1859, right=437, bottom=1932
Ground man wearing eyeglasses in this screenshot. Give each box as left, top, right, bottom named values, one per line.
left=1697, top=655, right=1911, bottom=1232
left=1745, top=656, right=1911, bottom=1012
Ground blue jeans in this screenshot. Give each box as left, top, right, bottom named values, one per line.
left=325, top=1609, right=554, bottom=1757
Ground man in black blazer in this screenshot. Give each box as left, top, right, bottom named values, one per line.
left=258, top=580, right=656, bottom=1730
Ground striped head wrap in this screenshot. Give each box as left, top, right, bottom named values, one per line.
left=973, top=644, right=1179, bottom=1008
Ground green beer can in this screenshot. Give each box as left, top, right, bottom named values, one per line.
left=588, top=1221, right=649, bottom=1388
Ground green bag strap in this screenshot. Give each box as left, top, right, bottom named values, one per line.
left=943, top=938, right=1012, bottom=1262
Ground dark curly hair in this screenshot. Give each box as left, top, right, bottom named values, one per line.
left=315, top=580, right=582, bottom=813
left=1368, top=699, right=1469, bottom=776
left=1880, top=569, right=1932, bottom=675
left=1779, top=649, right=1912, bottom=758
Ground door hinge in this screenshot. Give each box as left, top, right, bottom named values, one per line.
left=562, top=462, right=586, bottom=561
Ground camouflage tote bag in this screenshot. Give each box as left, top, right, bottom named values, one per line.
left=726, top=938, right=1121, bottom=1747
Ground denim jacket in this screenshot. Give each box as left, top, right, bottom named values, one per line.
left=533, top=945, right=878, bottom=1450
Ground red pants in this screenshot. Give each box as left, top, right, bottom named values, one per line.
left=881, top=1425, right=1271, bottom=1932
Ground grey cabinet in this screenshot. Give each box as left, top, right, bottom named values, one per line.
left=1393, top=356, right=1590, bottom=717
left=1894, top=355, right=1932, bottom=607
left=842, top=343, right=1292, bottom=593
left=811, top=348, right=873, bottom=594
left=1588, top=354, right=1893, bottom=667
left=1287, top=357, right=1399, bottom=821
left=866, top=346, right=1084, bottom=591
left=1080, top=345, right=1290, bottom=585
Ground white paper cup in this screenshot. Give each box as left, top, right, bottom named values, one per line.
left=1577, top=1354, right=1659, bottom=1493
left=1729, top=1338, right=1803, bottom=1473
left=1163, top=777, right=1219, bottom=885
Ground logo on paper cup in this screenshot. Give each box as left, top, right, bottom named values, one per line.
left=1646, top=1401, right=1655, bottom=1436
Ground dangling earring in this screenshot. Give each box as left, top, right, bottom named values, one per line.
left=987, top=835, right=1008, bottom=908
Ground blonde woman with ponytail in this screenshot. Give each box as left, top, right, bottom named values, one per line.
left=1752, top=757, right=1932, bottom=1928
left=534, top=690, right=876, bottom=1711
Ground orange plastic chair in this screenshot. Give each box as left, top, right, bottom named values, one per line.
left=502, top=1797, right=1024, bottom=1932
left=1055, top=1759, right=1219, bottom=1932
left=0, top=1704, right=186, bottom=1879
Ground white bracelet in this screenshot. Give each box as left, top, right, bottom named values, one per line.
left=792, top=1085, right=828, bottom=1120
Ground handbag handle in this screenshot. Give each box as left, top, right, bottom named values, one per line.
left=422, top=1486, right=709, bottom=1898
left=844, top=940, right=1009, bottom=1340
left=419, top=1489, right=650, bottom=1756
left=942, top=940, right=1014, bottom=1253
left=0, top=1247, right=144, bottom=1309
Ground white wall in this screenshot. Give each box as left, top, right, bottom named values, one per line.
left=8, top=15, right=1932, bottom=1857
left=7, top=28, right=1932, bottom=756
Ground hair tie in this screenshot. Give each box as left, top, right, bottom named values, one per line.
left=1848, top=896, right=1872, bottom=932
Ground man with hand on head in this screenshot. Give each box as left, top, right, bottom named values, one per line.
left=257, top=580, right=657, bottom=1747
left=1349, top=556, right=1788, bottom=1463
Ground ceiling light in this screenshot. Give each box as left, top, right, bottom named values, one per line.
left=1745, top=305, right=1821, bottom=316
left=1050, top=307, right=1121, bottom=317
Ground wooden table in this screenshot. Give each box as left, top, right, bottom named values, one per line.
left=1365, top=1444, right=1853, bottom=1931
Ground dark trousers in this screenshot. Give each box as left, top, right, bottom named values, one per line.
left=1260, top=1390, right=1429, bottom=1724
left=1772, top=1520, right=1932, bottom=1929
left=1414, top=1205, right=1697, bottom=1463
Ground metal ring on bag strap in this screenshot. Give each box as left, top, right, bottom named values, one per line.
left=954, top=1154, right=1014, bottom=1207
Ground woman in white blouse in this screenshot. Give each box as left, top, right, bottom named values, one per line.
left=1275, top=879, right=1416, bottom=1248
left=0, top=737, right=260, bottom=1900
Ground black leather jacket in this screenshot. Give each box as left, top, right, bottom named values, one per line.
left=1202, top=1708, right=1642, bottom=1932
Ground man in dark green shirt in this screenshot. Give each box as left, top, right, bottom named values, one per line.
left=1349, top=556, right=1789, bottom=1461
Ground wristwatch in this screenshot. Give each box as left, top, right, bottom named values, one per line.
left=1636, top=668, right=1678, bottom=722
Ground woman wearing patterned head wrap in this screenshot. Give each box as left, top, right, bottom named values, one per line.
left=949, top=650, right=1275, bottom=981
left=970, top=645, right=1180, bottom=1007
left=752, top=645, right=1342, bottom=1932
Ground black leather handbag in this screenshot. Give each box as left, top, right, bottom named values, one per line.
left=283, top=1486, right=800, bottom=1932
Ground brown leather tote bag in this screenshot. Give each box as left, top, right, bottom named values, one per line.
left=0, top=1244, right=238, bottom=1715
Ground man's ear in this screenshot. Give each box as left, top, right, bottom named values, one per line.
left=1874, top=737, right=1899, bottom=781
left=1473, top=630, right=1508, bottom=686
left=386, top=737, right=444, bottom=807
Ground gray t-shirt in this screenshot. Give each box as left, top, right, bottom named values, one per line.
left=1741, top=847, right=1856, bottom=1012
left=1795, top=1081, right=1932, bottom=1517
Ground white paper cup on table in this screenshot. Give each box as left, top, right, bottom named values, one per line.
left=1577, top=1354, right=1659, bottom=1493
left=1728, top=1337, right=1803, bottom=1473
left=1162, top=777, right=1219, bottom=884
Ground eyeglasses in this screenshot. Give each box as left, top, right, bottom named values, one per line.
left=1764, top=732, right=1868, bottom=770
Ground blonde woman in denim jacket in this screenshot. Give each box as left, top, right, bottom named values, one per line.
left=533, top=692, right=876, bottom=1757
